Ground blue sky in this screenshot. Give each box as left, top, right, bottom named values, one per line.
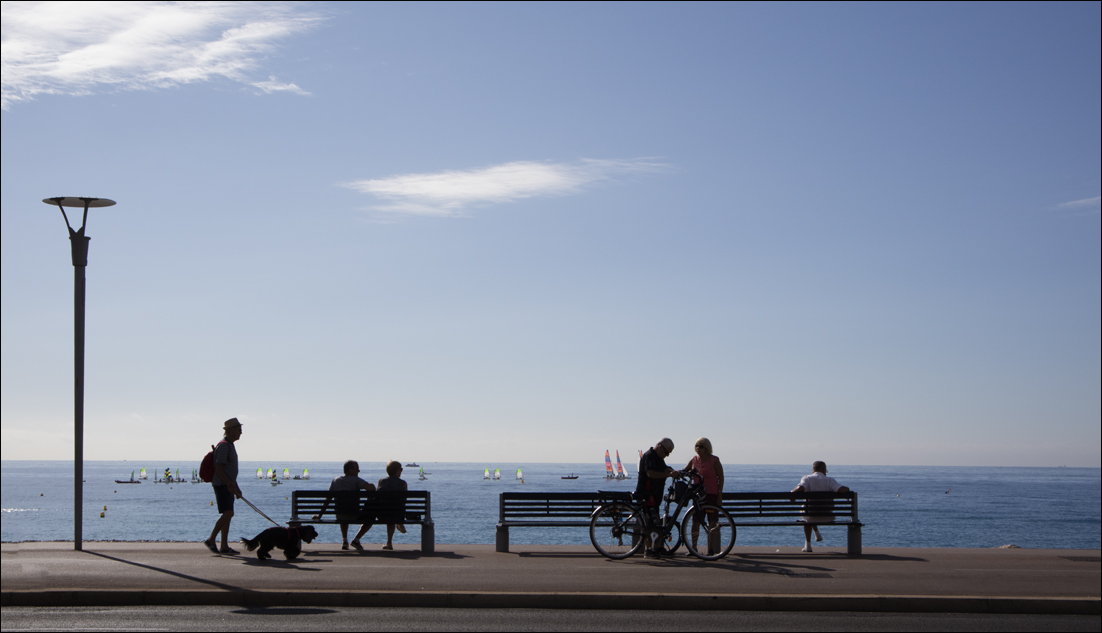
left=2, top=2, right=1099, bottom=467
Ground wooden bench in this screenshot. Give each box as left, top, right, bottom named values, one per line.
left=722, top=491, right=863, bottom=556
left=496, top=492, right=610, bottom=552
left=497, top=491, right=863, bottom=555
left=288, top=490, right=435, bottom=553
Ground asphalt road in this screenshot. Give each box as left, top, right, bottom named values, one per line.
left=2, top=607, right=1100, bottom=632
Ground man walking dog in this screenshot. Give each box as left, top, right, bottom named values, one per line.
left=204, top=418, right=243, bottom=554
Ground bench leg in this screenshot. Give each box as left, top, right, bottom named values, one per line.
left=421, top=523, right=435, bottom=554
left=847, top=523, right=862, bottom=557
left=496, top=525, right=509, bottom=553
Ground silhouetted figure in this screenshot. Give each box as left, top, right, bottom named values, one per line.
left=377, top=460, right=409, bottom=550
left=313, top=460, right=376, bottom=550
left=791, top=461, right=849, bottom=552
left=204, top=418, right=243, bottom=555
left=637, top=438, right=677, bottom=558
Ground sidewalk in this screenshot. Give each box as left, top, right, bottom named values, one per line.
left=2, top=542, right=1098, bottom=614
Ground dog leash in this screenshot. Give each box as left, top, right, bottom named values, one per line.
left=241, top=497, right=283, bottom=527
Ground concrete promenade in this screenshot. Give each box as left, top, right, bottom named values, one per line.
left=2, top=542, right=1098, bottom=614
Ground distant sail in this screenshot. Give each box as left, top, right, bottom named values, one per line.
left=139, top=468, right=147, bottom=480
left=484, top=468, right=490, bottom=480
left=516, top=468, right=523, bottom=480
left=303, top=468, right=309, bottom=480
left=283, top=468, right=290, bottom=480
left=256, top=468, right=263, bottom=479
left=604, top=450, right=614, bottom=478
left=615, top=451, right=627, bottom=479
left=493, top=468, right=501, bottom=480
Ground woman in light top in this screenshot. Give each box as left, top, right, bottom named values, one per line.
left=685, top=437, right=725, bottom=554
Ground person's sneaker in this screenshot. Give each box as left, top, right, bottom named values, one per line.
left=396, top=524, right=407, bottom=534
left=815, top=532, right=823, bottom=542
left=802, top=545, right=813, bottom=553
left=382, top=544, right=393, bottom=550
left=203, top=540, right=219, bottom=554
left=341, top=542, right=349, bottom=550
left=219, top=546, right=239, bottom=555
left=644, top=549, right=659, bottom=559
left=350, top=540, right=363, bottom=551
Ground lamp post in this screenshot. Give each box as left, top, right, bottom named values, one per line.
left=43, top=196, right=116, bottom=551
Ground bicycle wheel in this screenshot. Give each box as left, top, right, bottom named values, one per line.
left=590, top=503, right=646, bottom=559
left=680, top=504, right=736, bottom=561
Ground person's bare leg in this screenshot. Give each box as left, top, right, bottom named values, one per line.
left=813, top=526, right=823, bottom=542
left=802, top=524, right=813, bottom=552
left=340, top=523, right=350, bottom=549
left=350, top=523, right=371, bottom=550
left=205, top=511, right=232, bottom=550
left=384, top=524, right=395, bottom=549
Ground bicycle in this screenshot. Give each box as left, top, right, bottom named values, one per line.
left=589, top=469, right=736, bottom=560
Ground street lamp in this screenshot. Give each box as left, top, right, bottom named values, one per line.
left=42, top=196, right=116, bottom=551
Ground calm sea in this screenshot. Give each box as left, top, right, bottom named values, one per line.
left=2, top=461, right=1099, bottom=550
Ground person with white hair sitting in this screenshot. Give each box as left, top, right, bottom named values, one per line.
left=791, top=461, right=849, bottom=553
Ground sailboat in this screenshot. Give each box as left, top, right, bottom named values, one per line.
left=604, top=450, right=615, bottom=479
left=266, top=468, right=275, bottom=480
left=419, top=467, right=427, bottom=481
left=191, top=468, right=201, bottom=483
left=115, top=470, right=140, bottom=484
left=615, top=451, right=630, bottom=480
left=516, top=468, right=523, bottom=483
left=484, top=469, right=491, bottom=480
left=302, top=468, right=309, bottom=480
left=492, top=468, right=501, bottom=480
left=256, top=468, right=264, bottom=479
left=282, top=468, right=290, bottom=480
left=138, top=468, right=147, bottom=480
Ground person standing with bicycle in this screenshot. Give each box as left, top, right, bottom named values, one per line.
left=685, top=437, right=724, bottom=555
left=636, top=438, right=677, bottom=558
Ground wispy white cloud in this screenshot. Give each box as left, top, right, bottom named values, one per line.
left=251, top=75, right=308, bottom=95
left=1, top=1, right=320, bottom=109
left=343, top=158, right=673, bottom=217
left=1056, top=195, right=1101, bottom=213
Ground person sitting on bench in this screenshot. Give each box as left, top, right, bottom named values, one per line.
left=312, top=460, right=376, bottom=551
left=377, top=460, right=409, bottom=550
left=791, top=461, right=849, bottom=553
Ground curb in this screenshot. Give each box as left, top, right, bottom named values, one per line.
left=4, top=591, right=1099, bottom=615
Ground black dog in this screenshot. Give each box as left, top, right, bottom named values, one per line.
left=241, top=525, right=318, bottom=560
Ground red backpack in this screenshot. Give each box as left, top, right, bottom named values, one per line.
left=198, top=441, right=226, bottom=483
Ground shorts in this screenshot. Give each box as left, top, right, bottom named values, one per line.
left=800, top=515, right=836, bottom=524
left=212, top=485, right=234, bottom=514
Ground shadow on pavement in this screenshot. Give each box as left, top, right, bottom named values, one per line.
left=231, top=607, right=338, bottom=615
left=83, top=551, right=246, bottom=592
left=238, top=558, right=325, bottom=571
left=308, top=548, right=470, bottom=560
left=735, top=552, right=929, bottom=563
